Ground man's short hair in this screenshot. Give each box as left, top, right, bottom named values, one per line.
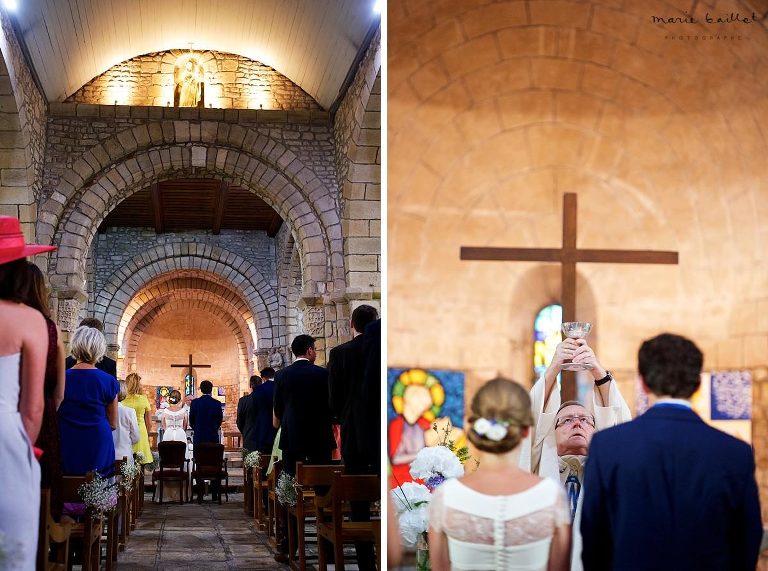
left=249, top=375, right=262, bottom=390
left=200, top=380, right=213, bottom=394
left=260, top=367, right=276, bottom=379
left=638, top=333, right=703, bottom=399
left=291, top=334, right=315, bottom=357
left=78, top=317, right=104, bottom=332
left=556, top=400, right=586, bottom=418
left=351, top=304, right=379, bottom=334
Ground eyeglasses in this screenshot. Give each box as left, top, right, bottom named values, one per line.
left=555, top=415, right=596, bottom=429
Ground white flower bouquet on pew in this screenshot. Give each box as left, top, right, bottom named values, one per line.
left=120, top=461, right=142, bottom=492
left=243, top=450, right=262, bottom=469
left=78, top=473, right=118, bottom=514
left=276, top=472, right=297, bottom=506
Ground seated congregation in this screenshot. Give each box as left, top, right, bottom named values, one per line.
left=0, top=218, right=382, bottom=571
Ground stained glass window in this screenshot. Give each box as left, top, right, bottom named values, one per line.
left=534, top=304, right=562, bottom=378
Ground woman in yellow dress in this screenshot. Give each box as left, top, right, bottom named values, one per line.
left=123, top=372, right=153, bottom=464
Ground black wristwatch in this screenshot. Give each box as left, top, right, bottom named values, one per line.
left=594, top=371, right=613, bottom=386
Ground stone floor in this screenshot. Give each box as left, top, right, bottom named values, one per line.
left=114, top=492, right=288, bottom=570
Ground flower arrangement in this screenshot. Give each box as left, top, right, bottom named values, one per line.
left=390, top=482, right=431, bottom=547
left=120, top=461, right=141, bottom=492
left=78, top=473, right=118, bottom=514
left=276, top=472, right=297, bottom=506
left=243, top=450, right=262, bottom=469
left=135, top=452, right=145, bottom=463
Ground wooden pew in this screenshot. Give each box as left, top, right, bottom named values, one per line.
left=267, top=460, right=283, bottom=549
left=316, top=473, right=380, bottom=571
left=37, top=488, right=72, bottom=571
left=288, top=463, right=344, bottom=571
left=251, top=455, right=272, bottom=531
left=61, top=473, right=104, bottom=571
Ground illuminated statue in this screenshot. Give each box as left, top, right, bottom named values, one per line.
left=174, top=57, right=204, bottom=107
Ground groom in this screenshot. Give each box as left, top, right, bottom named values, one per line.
left=189, top=380, right=223, bottom=445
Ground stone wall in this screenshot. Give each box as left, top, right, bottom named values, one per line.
left=66, top=49, right=321, bottom=111
left=90, top=227, right=276, bottom=309
left=0, top=12, right=47, bottom=238
left=333, top=26, right=381, bottom=300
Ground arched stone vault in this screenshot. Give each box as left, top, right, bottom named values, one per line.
left=124, top=297, right=252, bottom=385
left=119, top=272, right=256, bottom=350
left=39, top=123, right=344, bottom=296
left=94, top=244, right=277, bottom=350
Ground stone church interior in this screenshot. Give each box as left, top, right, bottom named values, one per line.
left=0, top=0, right=380, bottom=568
left=388, top=0, right=767, bottom=568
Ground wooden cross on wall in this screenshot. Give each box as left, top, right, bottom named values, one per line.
left=460, top=193, right=679, bottom=401
left=170, top=354, right=211, bottom=391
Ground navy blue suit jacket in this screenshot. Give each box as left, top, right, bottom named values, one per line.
left=581, top=405, right=762, bottom=571
left=189, top=394, right=223, bottom=445
left=273, top=359, right=335, bottom=460
left=251, top=380, right=278, bottom=454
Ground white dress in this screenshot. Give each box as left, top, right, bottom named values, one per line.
left=161, top=407, right=192, bottom=459
left=428, top=478, right=570, bottom=571
left=0, top=353, right=40, bottom=571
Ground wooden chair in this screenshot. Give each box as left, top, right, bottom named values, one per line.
left=223, top=431, right=241, bottom=452
left=288, top=463, right=344, bottom=571
left=37, top=488, right=72, bottom=571
left=266, top=460, right=283, bottom=549
left=243, top=456, right=253, bottom=515
left=152, top=441, right=189, bottom=504
left=101, top=461, right=123, bottom=571
left=135, top=453, right=145, bottom=518
left=192, top=443, right=228, bottom=504
left=148, top=431, right=159, bottom=449
left=115, top=457, right=133, bottom=551
left=61, top=473, right=104, bottom=571
left=252, top=455, right=272, bottom=531
left=316, top=472, right=380, bottom=571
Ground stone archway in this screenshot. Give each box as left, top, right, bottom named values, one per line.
left=39, top=123, right=343, bottom=297
left=93, top=244, right=277, bottom=350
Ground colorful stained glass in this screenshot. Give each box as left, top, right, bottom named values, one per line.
left=534, top=304, right=562, bottom=377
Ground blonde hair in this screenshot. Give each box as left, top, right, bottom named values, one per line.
left=467, top=377, right=533, bottom=454
left=117, top=380, right=128, bottom=401
left=125, top=372, right=142, bottom=395
left=70, top=326, right=106, bottom=365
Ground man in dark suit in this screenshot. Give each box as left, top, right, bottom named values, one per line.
left=328, top=304, right=379, bottom=469
left=327, top=306, right=379, bottom=571
left=64, top=318, right=117, bottom=377
left=236, top=375, right=262, bottom=455
left=252, top=367, right=278, bottom=454
left=273, top=335, right=335, bottom=562
left=581, top=333, right=763, bottom=570
left=189, top=380, right=223, bottom=445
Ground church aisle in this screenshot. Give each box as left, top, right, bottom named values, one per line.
left=116, top=493, right=287, bottom=570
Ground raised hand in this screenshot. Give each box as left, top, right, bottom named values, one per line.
left=571, top=340, right=607, bottom=380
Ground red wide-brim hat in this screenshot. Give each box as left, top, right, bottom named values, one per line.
left=0, top=216, right=56, bottom=265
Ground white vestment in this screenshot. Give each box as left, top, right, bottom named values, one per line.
left=519, top=375, right=632, bottom=571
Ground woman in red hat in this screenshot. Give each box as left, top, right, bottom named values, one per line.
left=0, top=215, right=56, bottom=570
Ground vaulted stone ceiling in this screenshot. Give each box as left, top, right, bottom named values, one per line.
left=11, top=0, right=379, bottom=108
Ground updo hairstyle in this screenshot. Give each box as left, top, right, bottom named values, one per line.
left=467, top=377, right=533, bottom=453
left=168, top=390, right=182, bottom=405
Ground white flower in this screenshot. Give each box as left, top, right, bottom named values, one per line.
left=473, top=417, right=491, bottom=435
left=410, top=445, right=464, bottom=480
left=391, top=482, right=431, bottom=515
left=473, top=417, right=509, bottom=441
left=398, top=506, right=429, bottom=547
left=486, top=424, right=508, bottom=441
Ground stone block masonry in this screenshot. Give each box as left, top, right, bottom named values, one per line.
left=65, top=49, right=322, bottom=111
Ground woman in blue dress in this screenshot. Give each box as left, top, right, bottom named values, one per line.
left=59, top=325, right=119, bottom=476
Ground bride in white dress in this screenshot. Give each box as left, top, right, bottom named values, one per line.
left=161, top=390, right=191, bottom=458
left=428, top=378, right=571, bottom=571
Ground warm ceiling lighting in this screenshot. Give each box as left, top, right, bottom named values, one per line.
left=3, top=0, right=18, bottom=11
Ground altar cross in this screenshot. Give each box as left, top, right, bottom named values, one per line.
left=170, top=354, right=211, bottom=389
left=460, top=193, right=679, bottom=400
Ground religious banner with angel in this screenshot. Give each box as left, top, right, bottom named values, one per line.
left=387, top=368, right=465, bottom=485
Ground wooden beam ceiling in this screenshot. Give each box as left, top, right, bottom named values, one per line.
left=99, top=178, right=283, bottom=236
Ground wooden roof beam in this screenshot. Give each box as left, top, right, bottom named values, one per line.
left=267, top=211, right=283, bottom=237
left=150, top=183, right=163, bottom=234
left=212, top=181, right=229, bottom=235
